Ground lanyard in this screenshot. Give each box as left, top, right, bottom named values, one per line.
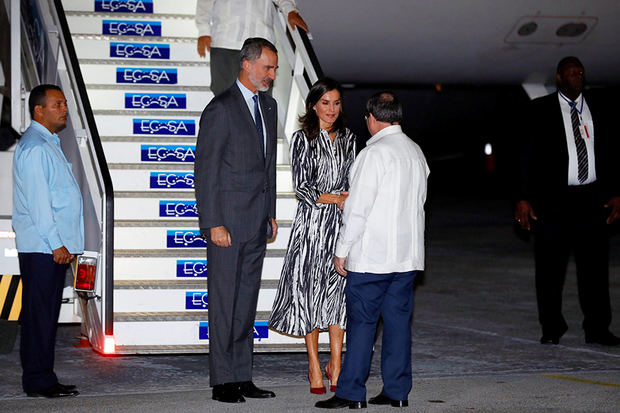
left=559, top=92, right=584, bottom=115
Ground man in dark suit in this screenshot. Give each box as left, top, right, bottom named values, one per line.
left=515, top=56, right=620, bottom=346
left=194, top=37, right=278, bottom=403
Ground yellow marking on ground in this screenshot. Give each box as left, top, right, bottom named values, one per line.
left=541, top=374, right=620, bottom=389
left=8, top=280, right=22, bottom=321
left=0, top=275, right=11, bottom=309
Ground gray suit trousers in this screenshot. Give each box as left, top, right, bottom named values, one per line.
left=206, top=224, right=266, bottom=386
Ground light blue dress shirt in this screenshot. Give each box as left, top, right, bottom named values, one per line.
left=12, top=121, right=84, bottom=254
left=236, top=79, right=266, bottom=154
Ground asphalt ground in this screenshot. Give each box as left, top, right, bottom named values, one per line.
left=1, top=196, right=619, bottom=412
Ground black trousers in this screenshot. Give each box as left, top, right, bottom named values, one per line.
left=206, top=225, right=266, bottom=386
left=18, top=253, right=67, bottom=393
left=533, top=184, right=612, bottom=337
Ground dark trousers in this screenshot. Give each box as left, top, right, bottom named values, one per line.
left=534, top=184, right=612, bottom=337
left=18, top=253, right=67, bottom=393
left=336, top=270, right=416, bottom=402
left=206, top=226, right=266, bottom=386
left=209, top=47, right=240, bottom=97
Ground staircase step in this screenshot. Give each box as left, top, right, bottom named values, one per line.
left=88, top=89, right=210, bottom=111
left=72, top=37, right=204, bottom=62
left=112, top=320, right=325, bottom=349
left=94, top=115, right=198, bottom=137
left=81, top=64, right=210, bottom=87
left=114, top=310, right=272, bottom=322
left=109, top=166, right=293, bottom=192
left=113, top=255, right=285, bottom=280
left=66, top=14, right=198, bottom=38
left=103, top=139, right=289, bottom=165
left=114, top=194, right=298, bottom=221
left=114, top=225, right=291, bottom=250
left=62, top=0, right=197, bottom=16
left=114, top=287, right=277, bottom=312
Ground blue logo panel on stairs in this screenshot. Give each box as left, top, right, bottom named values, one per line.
left=95, top=0, right=153, bottom=14
left=199, top=321, right=269, bottom=341
left=186, top=292, right=208, bottom=310
left=176, top=260, right=207, bottom=278
left=116, top=68, right=178, bottom=84
left=149, top=172, right=194, bottom=189
left=141, top=145, right=195, bottom=162
left=133, top=119, right=195, bottom=135
left=111, top=43, right=169, bottom=59
left=103, top=20, right=161, bottom=36
left=167, top=230, right=205, bottom=248
left=125, top=93, right=186, bottom=109
left=160, top=201, right=198, bottom=217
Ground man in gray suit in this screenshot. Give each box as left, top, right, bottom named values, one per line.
left=194, top=37, right=278, bottom=404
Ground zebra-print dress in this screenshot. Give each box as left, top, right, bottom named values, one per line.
left=269, top=128, right=356, bottom=336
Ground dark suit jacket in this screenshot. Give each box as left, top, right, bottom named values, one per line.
left=517, top=91, right=618, bottom=212
left=194, top=83, right=277, bottom=242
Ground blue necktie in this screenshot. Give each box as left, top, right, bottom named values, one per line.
left=252, top=95, right=265, bottom=154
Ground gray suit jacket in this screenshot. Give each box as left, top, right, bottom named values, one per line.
left=195, top=83, right=277, bottom=242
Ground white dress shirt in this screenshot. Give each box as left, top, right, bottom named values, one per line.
left=335, top=125, right=430, bottom=274
left=558, top=92, right=596, bottom=185
left=195, top=0, right=298, bottom=50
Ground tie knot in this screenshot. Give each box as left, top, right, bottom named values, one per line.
left=252, top=95, right=258, bottom=103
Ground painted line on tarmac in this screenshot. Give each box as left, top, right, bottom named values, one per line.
left=541, top=374, right=620, bottom=388
left=417, top=321, right=620, bottom=359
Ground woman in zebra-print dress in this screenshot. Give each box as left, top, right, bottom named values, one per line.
left=269, top=78, right=356, bottom=394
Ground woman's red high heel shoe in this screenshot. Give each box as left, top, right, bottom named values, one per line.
left=325, top=363, right=337, bottom=392
left=308, top=371, right=326, bottom=394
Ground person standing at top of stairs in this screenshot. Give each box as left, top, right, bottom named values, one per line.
left=195, top=0, right=309, bottom=96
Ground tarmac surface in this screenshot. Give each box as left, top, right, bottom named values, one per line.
left=1, top=195, right=619, bottom=412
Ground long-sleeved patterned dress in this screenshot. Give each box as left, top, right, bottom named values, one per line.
left=269, top=128, right=356, bottom=336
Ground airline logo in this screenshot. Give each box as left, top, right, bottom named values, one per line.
left=103, top=20, right=161, bottom=36
left=116, top=68, right=178, bottom=84
left=199, top=321, right=269, bottom=341
left=125, top=93, right=186, bottom=109
left=149, top=172, right=194, bottom=189
left=160, top=201, right=198, bottom=217
left=110, top=42, right=170, bottom=59
left=141, top=145, right=195, bottom=162
left=166, top=230, right=206, bottom=248
left=176, top=260, right=207, bottom=278
left=185, top=291, right=208, bottom=310
left=95, top=0, right=153, bottom=13
left=133, top=119, right=195, bottom=136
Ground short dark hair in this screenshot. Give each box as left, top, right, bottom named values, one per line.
left=298, top=77, right=345, bottom=139
left=29, top=84, right=62, bottom=118
left=239, top=37, right=277, bottom=68
left=556, top=56, right=583, bottom=74
left=365, top=91, right=402, bottom=124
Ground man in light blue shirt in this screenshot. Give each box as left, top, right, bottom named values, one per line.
left=12, top=84, right=83, bottom=398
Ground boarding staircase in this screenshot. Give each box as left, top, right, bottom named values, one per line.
left=54, top=0, right=322, bottom=353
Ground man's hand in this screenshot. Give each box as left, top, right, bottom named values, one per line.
left=604, top=196, right=620, bottom=224
left=287, top=11, right=309, bottom=32
left=337, top=191, right=348, bottom=210
left=210, top=225, right=231, bottom=247
left=271, top=218, right=278, bottom=239
left=334, top=256, right=347, bottom=277
left=52, top=246, right=74, bottom=264
left=514, top=200, right=537, bottom=231
left=197, top=35, right=212, bottom=57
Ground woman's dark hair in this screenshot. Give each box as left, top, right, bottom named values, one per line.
left=298, top=77, right=345, bottom=139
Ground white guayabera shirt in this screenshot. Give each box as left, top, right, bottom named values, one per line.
left=195, top=0, right=299, bottom=51
left=335, top=125, right=430, bottom=274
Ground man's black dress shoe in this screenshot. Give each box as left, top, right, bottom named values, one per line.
left=315, top=395, right=367, bottom=409
left=540, top=335, right=560, bottom=345
left=58, top=383, right=77, bottom=391
left=212, top=383, right=245, bottom=403
left=585, top=331, right=620, bottom=346
left=238, top=381, right=275, bottom=398
left=368, top=393, right=408, bottom=407
left=27, top=383, right=79, bottom=398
